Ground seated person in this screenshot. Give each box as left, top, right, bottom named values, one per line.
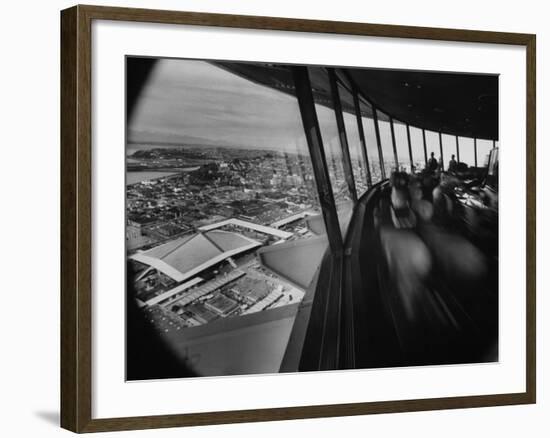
left=377, top=172, right=431, bottom=321
left=416, top=174, right=488, bottom=286
left=376, top=171, right=416, bottom=229
left=390, top=186, right=417, bottom=229
left=432, top=172, right=460, bottom=224
left=417, top=169, right=439, bottom=202
left=408, top=178, right=434, bottom=224
left=389, top=170, right=409, bottom=191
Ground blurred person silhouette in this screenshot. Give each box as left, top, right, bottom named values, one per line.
left=427, top=151, right=438, bottom=173
left=377, top=173, right=431, bottom=321
left=432, top=172, right=460, bottom=225
left=409, top=178, right=434, bottom=225
left=417, top=174, right=488, bottom=287
left=376, top=171, right=492, bottom=362
left=448, top=154, right=458, bottom=172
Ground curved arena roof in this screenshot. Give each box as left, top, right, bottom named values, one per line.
left=131, top=230, right=261, bottom=282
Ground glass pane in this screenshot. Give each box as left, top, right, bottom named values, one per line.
left=377, top=110, right=395, bottom=178
left=126, top=58, right=329, bottom=379
left=309, top=67, right=354, bottom=238
left=425, top=130, right=442, bottom=171
left=393, top=120, right=411, bottom=173
left=441, top=134, right=457, bottom=171
left=360, top=100, right=383, bottom=184
left=486, top=148, right=499, bottom=189
left=477, top=139, right=494, bottom=167
left=409, top=126, right=425, bottom=171
left=458, top=137, right=475, bottom=166
left=338, top=83, right=367, bottom=198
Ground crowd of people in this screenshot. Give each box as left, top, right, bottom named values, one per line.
left=374, top=157, right=489, bottom=326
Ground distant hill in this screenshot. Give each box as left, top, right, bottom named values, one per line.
left=127, top=129, right=234, bottom=148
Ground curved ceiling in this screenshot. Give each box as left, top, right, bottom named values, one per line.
left=347, top=68, right=498, bottom=140
left=214, top=61, right=498, bottom=141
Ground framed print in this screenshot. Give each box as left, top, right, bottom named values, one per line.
left=60, top=4, right=536, bottom=433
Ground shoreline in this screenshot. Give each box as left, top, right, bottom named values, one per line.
left=126, top=167, right=199, bottom=186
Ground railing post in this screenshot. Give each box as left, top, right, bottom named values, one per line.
left=474, top=138, right=478, bottom=167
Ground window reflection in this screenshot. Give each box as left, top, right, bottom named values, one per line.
left=338, top=83, right=367, bottom=197
left=409, top=126, right=426, bottom=171
left=393, top=119, right=411, bottom=172
left=360, top=100, right=383, bottom=184
left=308, top=68, right=353, bottom=237
left=126, top=59, right=330, bottom=378
left=458, top=137, right=475, bottom=167
left=441, top=134, right=457, bottom=170
left=486, top=147, right=499, bottom=189
left=377, top=110, right=395, bottom=178
left=476, top=139, right=494, bottom=167
left=424, top=130, right=441, bottom=167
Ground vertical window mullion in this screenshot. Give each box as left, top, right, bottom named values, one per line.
left=352, top=90, right=372, bottom=188
left=291, top=66, right=343, bottom=253
left=328, top=69, right=357, bottom=204
left=422, top=128, right=428, bottom=166
left=373, top=108, right=386, bottom=180
left=474, top=138, right=478, bottom=167
left=389, top=116, right=398, bottom=170
left=406, top=124, right=414, bottom=172
left=438, top=132, right=444, bottom=171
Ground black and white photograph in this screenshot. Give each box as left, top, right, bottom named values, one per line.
left=1, top=0, right=544, bottom=435
left=125, top=56, right=499, bottom=380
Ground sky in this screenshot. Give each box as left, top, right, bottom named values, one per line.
left=128, top=59, right=311, bottom=153
left=128, top=58, right=487, bottom=167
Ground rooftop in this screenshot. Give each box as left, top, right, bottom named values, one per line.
left=198, top=218, right=293, bottom=239
left=131, top=230, right=261, bottom=282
